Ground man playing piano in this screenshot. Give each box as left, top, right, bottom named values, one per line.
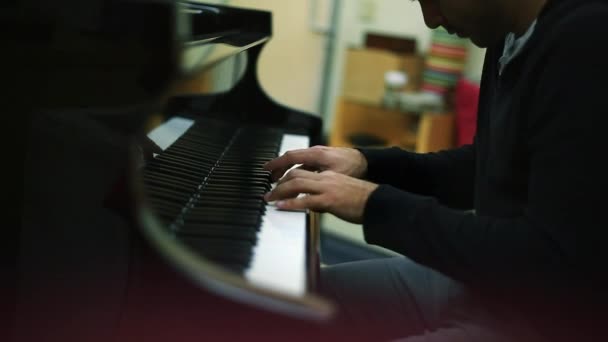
left=264, top=0, right=607, bottom=341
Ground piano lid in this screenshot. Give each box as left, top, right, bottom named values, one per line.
left=177, top=1, right=272, bottom=79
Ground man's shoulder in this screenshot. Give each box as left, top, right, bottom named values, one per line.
left=539, top=0, right=608, bottom=38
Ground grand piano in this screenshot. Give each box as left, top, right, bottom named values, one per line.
left=10, top=1, right=338, bottom=341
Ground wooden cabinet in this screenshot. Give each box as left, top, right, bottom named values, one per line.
left=329, top=97, right=455, bottom=153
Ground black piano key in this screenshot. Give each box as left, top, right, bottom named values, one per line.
left=156, top=208, right=264, bottom=227
left=215, top=162, right=269, bottom=170
left=210, top=168, right=270, bottom=176
left=227, top=149, right=278, bottom=155
left=205, top=179, right=270, bottom=190
left=169, top=141, right=226, bottom=154
left=188, top=206, right=262, bottom=216
left=163, top=149, right=220, bottom=164
left=206, top=172, right=268, bottom=181
left=211, top=169, right=268, bottom=177
left=153, top=206, right=186, bottom=223
left=154, top=155, right=214, bottom=171
left=145, top=189, right=266, bottom=210
left=187, top=242, right=255, bottom=261
left=145, top=165, right=204, bottom=180
left=180, top=237, right=255, bottom=259
left=140, top=118, right=288, bottom=274
left=146, top=166, right=207, bottom=183
left=175, top=224, right=259, bottom=243
left=148, top=155, right=213, bottom=172
left=207, top=181, right=269, bottom=191
left=143, top=172, right=201, bottom=189
left=200, top=185, right=267, bottom=197
left=146, top=159, right=210, bottom=175
left=222, top=151, right=277, bottom=158
left=144, top=168, right=203, bottom=183
left=146, top=161, right=207, bottom=176
left=196, top=191, right=262, bottom=201
left=146, top=192, right=268, bottom=214
left=145, top=187, right=193, bottom=204
left=144, top=184, right=196, bottom=198
left=176, top=132, right=229, bottom=142
left=183, top=212, right=261, bottom=227
left=206, top=173, right=271, bottom=183
left=173, top=134, right=226, bottom=144
left=194, top=189, right=265, bottom=200
left=167, top=143, right=223, bottom=155
left=177, top=137, right=215, bottom=146
left=194, top=198, right=267, bottom=211
left=148, top=197, right=183, bottom=210
left=163, top=145, right=221, bottom=159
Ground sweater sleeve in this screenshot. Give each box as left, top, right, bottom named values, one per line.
left=362, top=9, right=608, bottom=291
left=358, top=143, right=476, bottom=210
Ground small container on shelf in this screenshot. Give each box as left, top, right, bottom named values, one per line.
left=382, top=70, right=407, bottom=109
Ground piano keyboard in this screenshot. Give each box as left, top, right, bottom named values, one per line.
left=145, top=117, right=309, bottom=296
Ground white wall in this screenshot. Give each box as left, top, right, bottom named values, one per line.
left=463, top=42, right=486, bottom=82
left=343, top=0, right=432, bottom=53
left=228, top=0, right=328, bottom=115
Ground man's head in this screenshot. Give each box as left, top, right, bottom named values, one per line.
left=416, top=0, right=547, bottom=47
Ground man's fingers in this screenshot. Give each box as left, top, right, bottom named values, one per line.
left=264, top=177, right=323, bottom=202
left=295, top=164, right=317, bottom=172
left=275, top=194, right=326, bottom=212
left=270, top=167, right=290, bottom=183
left=271, top=164, right=316, bottom=183
left=263, top=150, right=299, bottom=173
left=277, top=169, right=321, bottom=186
left=264, top=148, right=323, bottom=178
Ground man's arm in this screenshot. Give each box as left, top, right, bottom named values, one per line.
left=358, top=143, right=476, bottom=210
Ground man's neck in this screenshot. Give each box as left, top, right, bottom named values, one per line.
left=509, top=0, right=548, bottom=36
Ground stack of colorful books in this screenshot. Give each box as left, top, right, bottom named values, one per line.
left=422, top=27, right=468, bottom=97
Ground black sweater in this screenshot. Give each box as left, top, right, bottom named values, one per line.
left=360, top=0, right=608, bottom=337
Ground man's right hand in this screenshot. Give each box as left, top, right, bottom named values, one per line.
left=263, top=145, right=368, bottom=182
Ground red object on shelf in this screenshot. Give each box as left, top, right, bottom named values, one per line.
left=454, top=77, right=480, bottom=146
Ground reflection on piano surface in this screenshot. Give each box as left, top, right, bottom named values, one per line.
left=13, top=1, right=337, bottom=341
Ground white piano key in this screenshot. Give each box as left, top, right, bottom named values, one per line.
left=278, top=134, right=311, bottom=155
left=245, top=206, right=307, bottom=296
left=147, top=116, right=195, bottom=151
left=245, top=133, right=310, bottom=297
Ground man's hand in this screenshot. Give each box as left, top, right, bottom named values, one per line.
left=263, top=145, right=368, bottom=182
left=264, top=169, right=379, bottom=224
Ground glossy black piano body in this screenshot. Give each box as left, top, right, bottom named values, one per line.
left=8, top=1, right=337, bottom=341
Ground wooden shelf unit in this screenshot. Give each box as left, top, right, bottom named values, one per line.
left=329, top=97, right=455, bottom=153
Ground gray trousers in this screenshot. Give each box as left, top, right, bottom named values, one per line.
left=320, top=257, right=543, bottom=342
